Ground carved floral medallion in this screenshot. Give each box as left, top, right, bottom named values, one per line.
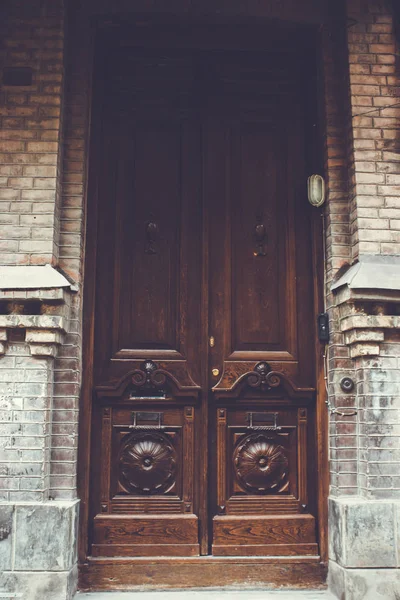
left=233, top=433, right=288, bottom=494
left=118, top=432, right=177, bottom=495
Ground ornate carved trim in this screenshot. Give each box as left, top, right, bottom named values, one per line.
left=212, top=361, right=314, bottom=398
left=247, top=362, right=281, bottom=391
left=95, top=360, right=201, bottom=399
left=131, top=360, right=167, bottom=393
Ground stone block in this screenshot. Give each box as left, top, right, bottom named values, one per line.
left=328, top=497, right=344, bottom=564
left=350, top=342, right=380, bottom=357
left=0, top=565, right=78, bottom=600
left=29, top=343, right=59, bottom=357
left=329, top=561, right=400, bottom=600
left=345, top=328, right=384, bottom=344
left=0, top=504, right=14, bottom=571
left=395, top=503, right=400, bottom=567
left=328, top=497, right=397, bottom=568
left=345, top=500, right=396, bottom=567
left=14, top=500, right=79, bottom=571
left=26, top=329, right=64, bottom=344
left=327, top=560, right=345, bottom=600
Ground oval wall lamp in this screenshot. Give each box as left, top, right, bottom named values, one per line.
left=307, top=174, right=326, bottom=207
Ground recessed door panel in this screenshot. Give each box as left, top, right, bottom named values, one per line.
left=232, top=125, right=284, bottom=351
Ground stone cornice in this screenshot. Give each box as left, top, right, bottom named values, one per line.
left=332, top=256, right=400, bottom=358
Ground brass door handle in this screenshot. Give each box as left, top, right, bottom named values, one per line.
left=212, top=368, right=220, bottom=377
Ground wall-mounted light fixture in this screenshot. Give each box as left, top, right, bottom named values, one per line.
left=307, top=174, right=326, bottom=207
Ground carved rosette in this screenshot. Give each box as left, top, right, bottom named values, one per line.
left=118, top=431, right=177, bottom=495
left=233, top=433, right=288, bottom=494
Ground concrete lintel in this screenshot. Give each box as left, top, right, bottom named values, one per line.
left=332, top=255, right=400, bottom=295
left=0, top=265, right=77, bottom=292
left=0, top=314, right=66, bottom=330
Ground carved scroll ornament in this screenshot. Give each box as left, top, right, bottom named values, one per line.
left=247, top=362, right=281, bottom=391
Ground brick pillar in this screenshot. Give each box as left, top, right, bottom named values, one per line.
left=328, top=1, right=400, bottom=598
left=347, top=0, right=400, bottom=258
left=0, top=3, right=78, bottom=599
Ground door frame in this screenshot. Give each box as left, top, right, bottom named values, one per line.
left=77, top=15, right=329, bottom=586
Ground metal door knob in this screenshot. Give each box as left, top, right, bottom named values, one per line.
left=212, top=368, right=220, bottom=377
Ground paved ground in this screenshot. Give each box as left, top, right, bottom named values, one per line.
left=77, top=590, right=335, bottom=599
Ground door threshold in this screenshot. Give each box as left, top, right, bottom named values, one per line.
left=79, top=556, right=327, bottom=591
left=86, top=554, right=322, bottom=563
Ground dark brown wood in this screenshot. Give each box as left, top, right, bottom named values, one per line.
left=213, top=515, right=318, bottom=556
left=75, top=0, right=331, bottom=26
left=79, top=15, right=328, bottom=588
left=79, top=557, right=327, bottom=591
left=92, top=515, right=199, bottom=557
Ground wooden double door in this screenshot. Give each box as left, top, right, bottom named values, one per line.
left=87, top=25, right=320, bottom=561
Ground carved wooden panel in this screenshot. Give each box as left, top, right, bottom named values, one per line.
left=92, top=396, right=198, bottom=556
left=213, top=401, right=317, bottom=555
left=216, top=404, right=305, bottom=513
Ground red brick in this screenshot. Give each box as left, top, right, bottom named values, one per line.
left=26, top=141, right=58, bottom=153
left=369, top=43, right=396, bottom=53
left=0, top=141, right=25, bottom=152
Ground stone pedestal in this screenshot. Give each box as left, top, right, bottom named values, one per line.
left=328, top=497, right=400, bottom=599
left=0, top=501, right=79, bottom=600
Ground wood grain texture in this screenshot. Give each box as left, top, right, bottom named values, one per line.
left=79, top=557, right=327, bottom=591
left=93, top=515, right=198, bottom=545
left=92, top=544, right=200, bottom=557
left=213, top=515, right=316, bottom=546
left=212, top=544, right=319, bottom=557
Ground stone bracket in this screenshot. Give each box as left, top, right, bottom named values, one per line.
left=332, top=256, right=400, bottom=359
left=336, top=308, right=400, bottom=358
left=0, top=292, right=71, bottom=359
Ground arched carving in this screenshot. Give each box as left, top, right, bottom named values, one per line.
left=247, top=362, right=281, bottom=391
left=95, top=360, right=201, bottom=400
left=233, top=433, right=288, bottom=494
left=212, top=361, right=314, bottom=400
left=118, top=431, right=177, bottom=495
left=131, top=360, right=167, bottom=396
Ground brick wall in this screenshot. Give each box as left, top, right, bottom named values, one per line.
left=357, top=336, right=400, bottom=498
left=322, top=0, right=400, bottom=502
left=319, top=6, right=358, bottom=496
left=0, top=341, right=53, bottom=502
left=0, top=1, right=68, bottom=503
left=0, top=0, right=65, bottom=267
left=50, top=4, right=93, bottom=501
left=347, top=0, right=400, bottom=258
